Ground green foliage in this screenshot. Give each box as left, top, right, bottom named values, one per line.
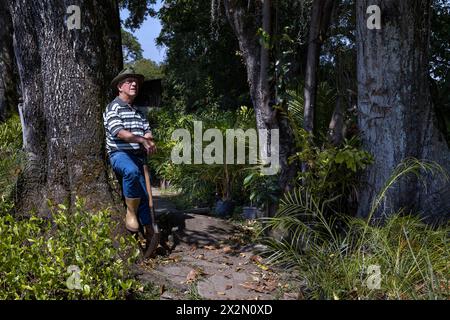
left=431, top=0, right=450, bottom=143
left=0, top=198, right=140, bottom=299
left=364, top=158, right=449, bottom=224
left=240, top=82, right=345, bottom=215
left=119, top=0, right=158, bottom=31
left=0, top=115, right=25, bottom=201
left=283, top=82, right=337, bottom=144
left=147, top=105, right=256, bottom=208
left=243, top=170, right=280, bottom=212
left=129, top=282, right=161, bottom=300
left=126, top=58, right=164, bottom=80
left=262, top=196, right=449, bottom=299
left=0, top=114, right=22, bottom=150
left=257, top=28, right=273, bottom=50
left=157, top=0, right=250, bottom=111
left=260, top=159, right=450, bottom=300
left=282, top=83, right=373, bottom=211
left=121, top=29, right=144, bottom=62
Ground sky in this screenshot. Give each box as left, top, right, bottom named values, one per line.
left=120, top=0, right=167, bottom=64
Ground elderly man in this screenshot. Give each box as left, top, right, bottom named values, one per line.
left=103, top=68, right=157, bottom=249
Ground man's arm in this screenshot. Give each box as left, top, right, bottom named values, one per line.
left=117, top=129, right=156, bottom=154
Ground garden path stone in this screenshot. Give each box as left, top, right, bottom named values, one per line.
left=136, top=189, right=302, bottom=300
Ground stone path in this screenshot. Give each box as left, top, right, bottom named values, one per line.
left=133, top=189, right=302, bottom=300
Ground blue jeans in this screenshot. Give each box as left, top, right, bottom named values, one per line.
left=109, top=151, right=151, bottom=225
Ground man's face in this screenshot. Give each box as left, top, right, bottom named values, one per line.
left=118, top=77, right=139, bottom=97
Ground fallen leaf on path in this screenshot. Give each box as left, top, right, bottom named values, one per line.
left=217, top=291, right=226, bottom=296
left=222, top=246, right=233, bottom=253
left=250, top=256, right=270, bottom=271
left=240, top=277, right=278, bottom=293
left=186, top=269, right=199, bottom=284
left=225, top=285, right=233, bottom=290
left=165, top=255, right=182, bottom=263
left=263, top=280, right=278, bottom=292
left=240, top=282, right=265, bottom=293
left=250, top=255, right=263, bottom=263
left=256, top=263, right=269, bottom=271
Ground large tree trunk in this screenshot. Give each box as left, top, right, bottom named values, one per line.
left=223, top=1, right=276, bottom=140
left=223, top=0, right=297, bottom=216
left=0, top=2, right=18, bottom=122
left=9, top=0, right=123, bottom=215
left=303, top=0, right=335, bottom=135
left=356, top=0, right=450, bottom=223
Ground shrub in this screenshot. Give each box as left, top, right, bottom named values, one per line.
left=0, top=115, right=25, bottom=201
left=147, top=105, right=255, bottom=208
left=0, top=197, right=140, bottom=299
left=260, top=160, right=450, bottom=300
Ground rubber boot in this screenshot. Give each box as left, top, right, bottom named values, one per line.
left=124, top=197, right=140, bottom=232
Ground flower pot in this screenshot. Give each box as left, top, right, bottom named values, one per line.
left=215, top=200, right=235, bottom=218
left=242, top=206, right=258, bottom=220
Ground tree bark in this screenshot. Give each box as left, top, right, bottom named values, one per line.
left=223, top=1, right=276, bottom=135
left=328, top=95, right=344, bottom=146
left=9, top=0, right=123, bottom=215
left=356, top=0, right=450, bottom=223
left=303, top=0, right=335, bottom=135
left=0, top=2, right=18, bottom=122
left=223, top=1, right=297, bottom=216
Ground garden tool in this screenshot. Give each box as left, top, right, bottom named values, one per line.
left=143, top=159, right=160, bottom=259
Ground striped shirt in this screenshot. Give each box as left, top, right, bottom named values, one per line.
left=103, top=97, right=151, bottom=154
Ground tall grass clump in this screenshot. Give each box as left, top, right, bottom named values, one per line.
left=260, top=159, right=449, bottom=300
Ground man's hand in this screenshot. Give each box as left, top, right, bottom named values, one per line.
left=144, top=132, right=154, bottom=140
left=141, top=137, right=157, bottom=155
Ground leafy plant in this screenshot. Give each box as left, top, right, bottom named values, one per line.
left=243, top=169, right=281, bottom=215
left=259, top=159, right=450, bottom=300
left=0, top=115, right=25, bottom=201
left=291, top=130, right=373, bottom=214
left=147, top=105, right=256, bottom=208
left=0, top=197, right=140, bottom=299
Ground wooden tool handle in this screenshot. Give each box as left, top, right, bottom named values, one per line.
left=143, top=164, right=154, bottom=209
